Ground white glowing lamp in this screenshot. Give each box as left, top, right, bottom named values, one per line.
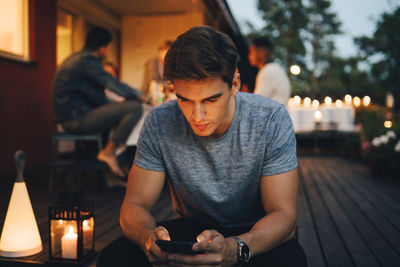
left=312, top=99, right=320, bottom=109
left=344, top=94, right=352, bottom=105
left=335, top=99, right=343, bottom=108
left=324, top=96, right=332, bottom=105
left=363, top=96, right=371, bottom=107
left=0, top=151, right=42, bottom=257
left=304, top=97, right=311, bottom=107
left=353, top=96, right=361, bottom=107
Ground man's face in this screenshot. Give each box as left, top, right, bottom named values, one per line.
left=174, top=75, right=240, bottom=138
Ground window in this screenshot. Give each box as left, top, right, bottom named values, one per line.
left=0, top=0, right=29, bottom=61
left=57, top=9, right=74, bottom=65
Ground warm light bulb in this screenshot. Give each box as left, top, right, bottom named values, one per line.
left=344, top=94, right=352, bottom=105
left=353, top=96, right=361, bottom=107
left=294, top=95, right=301, bottom=106
left=83, top=220, right=88, bottom=227
left=312, top=100, right=320, bottom=109
left=384, top=120, right=392, bottom=128
left=363, top=96, right=371, bottom=107
left=304, top=97, right=311, bottom=107
left=290, top=65, right=301, bottom=75
left=335, top=99, right=343, bottom=108
left=324, top=96, right=332, bottom=105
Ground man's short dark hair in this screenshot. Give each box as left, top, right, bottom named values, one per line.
left=251, top=36, right=274, bottom=52
left=164, top=26, right=239, bottom=87
left=85, top=27, right=113, bottom=51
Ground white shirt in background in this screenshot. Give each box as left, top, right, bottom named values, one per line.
left=254, top=62, right=291, bottom=106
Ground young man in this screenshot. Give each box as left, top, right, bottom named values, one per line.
left=248, top=37, right=291, bottom=106
left=53, top=27, right=146, bottom=177
left=97, top=26, right=307, bottom=266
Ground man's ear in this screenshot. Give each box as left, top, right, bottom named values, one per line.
left=231, top=73, right=241, bottom=96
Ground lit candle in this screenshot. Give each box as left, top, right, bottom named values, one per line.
left=314, top=110, right=322, bottom=123
left=61, top=226, right=77, bottom=259
left=82, top=219, right=93, bottom=246
left=51, top=220, right=64, bottom=255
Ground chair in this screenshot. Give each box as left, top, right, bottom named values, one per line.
left=48, top=131, right=108, bottom=192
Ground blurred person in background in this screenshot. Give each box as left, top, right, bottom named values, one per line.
left=53, top=26, right=146, bottom=178
left=248, top=37, right=291, bottom=106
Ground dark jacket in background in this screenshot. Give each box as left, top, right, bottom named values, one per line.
left=52, top=49, right=141, bottom=122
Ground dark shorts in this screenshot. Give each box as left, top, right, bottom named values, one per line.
left=97, top=218, right=307, bottom=267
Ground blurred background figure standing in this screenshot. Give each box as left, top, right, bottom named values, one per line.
left=248, top=37, right=291, bottom=106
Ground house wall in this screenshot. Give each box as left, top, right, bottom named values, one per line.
left=120, top=12, right=204, bottom=90
left=0, top=0, right=57, bottom=174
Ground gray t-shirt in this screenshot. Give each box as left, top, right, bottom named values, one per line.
left=134, top=92, right=297, bottom=227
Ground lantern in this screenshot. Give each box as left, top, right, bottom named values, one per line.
left=48, top=192, right=95, bottom=263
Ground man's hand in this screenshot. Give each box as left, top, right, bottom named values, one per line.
left=167, top=229, right=238, bottom=267
left=144, top=226, right=171, bottom=266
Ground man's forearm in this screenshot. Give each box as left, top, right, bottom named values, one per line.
left=120, top=201, right=157, bottom=251
left=238, top=210, right=297, bottom=257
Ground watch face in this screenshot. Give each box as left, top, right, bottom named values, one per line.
left=241, top=244, right=250, bottom=262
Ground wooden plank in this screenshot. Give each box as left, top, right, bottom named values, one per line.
left=296, top=163, right=326, bottom=267
left=330, top=158, right=400, bottom=232
left=302, top=157, right=380, bottom=266
left=312, top=157, right=400, bottom=266
left=299, top=157, right=354, bottom=266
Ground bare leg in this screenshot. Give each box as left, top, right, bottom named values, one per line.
left=97, top=141, right=126, bottom=177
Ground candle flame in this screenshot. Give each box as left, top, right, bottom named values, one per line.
left=314, top=110, right=322, bottom=122
left=67, top=226, right=75, bottom=235
left=83, top=220, right=88, bottom=227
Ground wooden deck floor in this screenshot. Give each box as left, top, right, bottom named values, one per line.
left=1, top=156, right=399, bottom=266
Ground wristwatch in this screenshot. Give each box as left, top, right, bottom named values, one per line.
left=232, top=237, right=251, bottom=266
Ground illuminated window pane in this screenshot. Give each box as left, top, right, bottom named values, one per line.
left=57, top=9, right=74, bottom=65
left=0, top=0, right=28, bottom=59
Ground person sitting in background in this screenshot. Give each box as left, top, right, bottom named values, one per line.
left=52, top=26, right=146, bottom=177
left=141, top=40, right=173, bottom=97
left=248, top=37, right=291, bottom=106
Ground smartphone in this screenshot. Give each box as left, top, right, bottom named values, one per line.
left=156, top=240, right=205, bottom=255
